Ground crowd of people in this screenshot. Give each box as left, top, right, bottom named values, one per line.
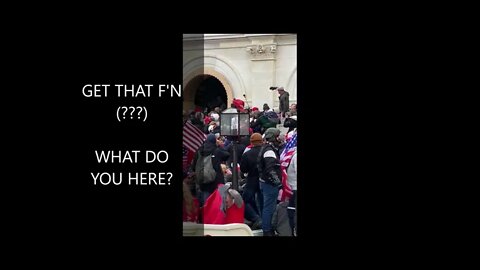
left=182, top=88, right=297, bottom=236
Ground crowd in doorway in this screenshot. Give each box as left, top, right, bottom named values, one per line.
left=182, top=88, right=297, bottom=236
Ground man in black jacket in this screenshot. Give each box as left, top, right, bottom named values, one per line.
left=191, top=134, right=229, bottom=207
left=240, top=133, right=264, bottom=230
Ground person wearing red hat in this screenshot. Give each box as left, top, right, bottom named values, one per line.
left=232, top=98, right=245, bottom=112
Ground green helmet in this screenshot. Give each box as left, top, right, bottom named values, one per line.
left=263, top=127, right=280, bottom=141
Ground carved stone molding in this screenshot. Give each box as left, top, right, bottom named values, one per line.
left=246, top=44, right=277, bottom=60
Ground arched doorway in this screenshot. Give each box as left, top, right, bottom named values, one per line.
left=183, top=72, right=232, bottom=113
left=195, top=76, right=227, bottom=111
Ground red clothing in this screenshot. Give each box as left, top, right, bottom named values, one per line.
left=225, top=203, right=245, bottom=224
left=203, top=184, right=244, bottom=224
left=232, top=99, right=246, bottom=112
left=204, top=116, right=211, bottom=125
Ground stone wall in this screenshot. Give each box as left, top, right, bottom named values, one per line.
left=183, top=34, right=297, bottom=111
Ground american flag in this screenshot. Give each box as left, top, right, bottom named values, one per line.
left=183, top=121, right=206, bottom=172
left=279, top=131, right=297, bottom=202
left=183, top=121, right=206, bottom=152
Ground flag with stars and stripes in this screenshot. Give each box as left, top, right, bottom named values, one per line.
left=279, top=131, right=297, bottom=201
left=183, top=121, right=206, bottom=152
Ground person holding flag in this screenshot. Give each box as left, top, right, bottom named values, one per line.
left=183, top=120, right=207, bottom=196
left=279, top=130, right=297, bottom=235
left=279, top=131, right=297, bottom=202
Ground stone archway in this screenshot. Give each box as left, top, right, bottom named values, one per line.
left=183, top=68, right=234, bottom=113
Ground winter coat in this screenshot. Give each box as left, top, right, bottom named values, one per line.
left=203, top=184, right=245, bottom=224
left=279, top=91, right=290, bottom=113
left=191, top=142, right=228, bottom=194
left=240, top=145, right=262, bottom=191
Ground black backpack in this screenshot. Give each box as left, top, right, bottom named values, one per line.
left=195, top=153, right=217, bottom=185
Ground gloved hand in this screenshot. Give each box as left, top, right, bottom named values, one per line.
left=269, top=171, right=282, bottom=188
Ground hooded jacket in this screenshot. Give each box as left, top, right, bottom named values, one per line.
left=191, top=141, right=228, bottom=194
